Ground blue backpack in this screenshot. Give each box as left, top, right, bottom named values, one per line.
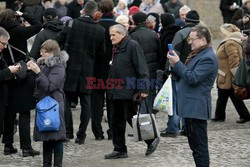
left=36, top=96, right=60, bottom=132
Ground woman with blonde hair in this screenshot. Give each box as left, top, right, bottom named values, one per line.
left=212, top=23, right=250, bottom=123
left=27, top=39, right=68, bottom=166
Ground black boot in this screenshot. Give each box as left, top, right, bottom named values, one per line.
left=22, top=148, right=40, bottom=157
left=43, top=151, right=52, bottom=167
left=54, top=153, right=63, bottom=167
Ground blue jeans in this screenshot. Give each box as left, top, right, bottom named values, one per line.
left=166, top=80, right=186, bottom=134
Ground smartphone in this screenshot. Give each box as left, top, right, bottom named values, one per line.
left=168, top=44, right=174, bottom=56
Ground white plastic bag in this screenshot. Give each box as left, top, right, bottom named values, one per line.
left=153, top=76, right=173, bottom=115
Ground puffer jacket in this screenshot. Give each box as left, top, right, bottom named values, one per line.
left=216, top=32, right=242, bottom=89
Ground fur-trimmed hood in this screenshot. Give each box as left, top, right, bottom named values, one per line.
left=37, top=50, right=69, bottom=67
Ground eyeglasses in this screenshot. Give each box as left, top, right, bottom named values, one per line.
left=0, top=41, right=8, bottom=47
left=187, top=37, right=201, bottom=43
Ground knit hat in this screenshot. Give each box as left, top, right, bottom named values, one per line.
left=185, top=10, right=200, bottom=23
left=132, top=12, right=147, bottom=24
left=160, top=13, right=175, bottom=27
left=242, top=0, right=250, bottom=4
left=23, top=0, right=41, bottom=6
left=220, top=23, right=240, bottom=36
left=44, top=8, right=58, bottom=20
left=129, top=6, right=140, bottom=15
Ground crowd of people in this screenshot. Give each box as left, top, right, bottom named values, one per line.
left=0, top=0, right=249, bottom=166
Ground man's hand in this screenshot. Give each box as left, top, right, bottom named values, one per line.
left=167, top=50, right=180, bottom=67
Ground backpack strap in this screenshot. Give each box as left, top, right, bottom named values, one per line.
left=63, top=19, right=74, bottom=52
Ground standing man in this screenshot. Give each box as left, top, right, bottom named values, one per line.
left=129, top=11, right=161, bottom=114
left=167, top=25, right=218, bottom=167
left=91, top=0, right=117, bottom=140
left=57, top=1, right=105, bottom=144
left=105, top=24, right=159, bottom=159
left=161, top=10, right=200, bottom=138
left=67, top=0, right=85, bottom=19
left=0, top=27, right=21, bottom=138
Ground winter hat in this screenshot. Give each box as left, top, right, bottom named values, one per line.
left=242, top=0, right=250, bottom=5
left=129, top=6, right=140, bottom=15
left=185, top=10, right=200, bottom=24
left=132, top=12, right=147, bottom=24
left=220, top=23, right=240, bottom=36
left=44, top=8, right=58, bottom=20
left=160, top=13, right=175, bottom=27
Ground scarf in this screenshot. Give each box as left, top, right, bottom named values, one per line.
left=185, top=44, right=210, bottom=65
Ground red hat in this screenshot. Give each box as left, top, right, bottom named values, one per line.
left=129, top=6, right=140, bottom=15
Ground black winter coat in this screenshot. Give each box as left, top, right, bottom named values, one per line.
left=33, top=51, right=68, bottom=141
left=0, top=13, right=42, bottom=113
left=56, top=16, right=105, bottom=93
left=129, top=25, right=161, bottom=79
left=30, top=19, right=64, bottom=60
left=0, top=55, right=12, bottom=135
left=108, top=36, right=149, bottom=100
left=96, top=14, right=117, bottom=80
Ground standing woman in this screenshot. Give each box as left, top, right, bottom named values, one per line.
left=213, top=23, right=250, bottom=123
left=27, top=39, right=68, bottom=166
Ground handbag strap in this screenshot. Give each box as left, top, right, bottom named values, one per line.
left=136, top=99, right=158, bottom=141
left=7, top=44, right=27, bottom=64
left=63, top=19, right=74, bottom=52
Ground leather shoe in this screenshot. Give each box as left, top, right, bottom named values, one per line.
left=22, top=148, right=40, bottom=157
left=75, top=138, right=85, bottom=145
left=104, top=151, right=128, bottom=159
left=211, top=118, right=225, bottom=122
left=145, top=138, right=160, bottom=156
left=236, top=118, right=250, bottom=124
left=4, top=145, right=17, bottom=155
left=160, top=131, right=178, bottom=138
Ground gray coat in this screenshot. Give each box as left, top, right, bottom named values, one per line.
left=33, top=51, right=69, bottom=141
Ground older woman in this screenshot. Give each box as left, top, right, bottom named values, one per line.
left=27, top=39, right=68, bottom=166
left=213, top=23, right=250, bottom=123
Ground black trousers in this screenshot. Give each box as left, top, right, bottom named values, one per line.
left=215, top=88, right=250, bottom=120
left=2, top=109, right=32, bottom=149
left=64, top=91, right=91, bottom=140
left=111, top=99, right=153, bottom=153
left=91, top=89, right=112, bottom=138
left=185, top=118, right=209, bottom=167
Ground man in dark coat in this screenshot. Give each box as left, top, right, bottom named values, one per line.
left=67, top=0, right=84, bottom=19
left=104, top=24, right=159, bottom=159
left=91, top=0, right=117, bottom=140
left=30, top=8, right=64, bottom=59
left=0, top=27, right=21, bottom=138
left=129, top=12, right=161, bottom=114
left=0, top=9, right=42, bottom=157
left=220, top=0, right=241, bottom=23
left=57, top=1, right=106, bottom=144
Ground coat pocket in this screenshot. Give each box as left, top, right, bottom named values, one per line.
left=217, top=69, right=226, bottom=85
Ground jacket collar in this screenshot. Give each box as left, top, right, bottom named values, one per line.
left=77, top=15, right=96, bottom=24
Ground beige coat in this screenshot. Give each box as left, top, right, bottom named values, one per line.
left=216, top=32, right=242, bottom=89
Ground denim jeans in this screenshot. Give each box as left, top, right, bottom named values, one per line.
left=165, top=80, right=187, bottom=134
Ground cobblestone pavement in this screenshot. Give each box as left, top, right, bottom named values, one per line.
left=0, top=39, right=250, bottom=167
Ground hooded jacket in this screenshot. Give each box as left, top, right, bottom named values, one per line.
left=33, top=50, right=69, bottom=141
left=30, top=19, right=64, bottom=59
